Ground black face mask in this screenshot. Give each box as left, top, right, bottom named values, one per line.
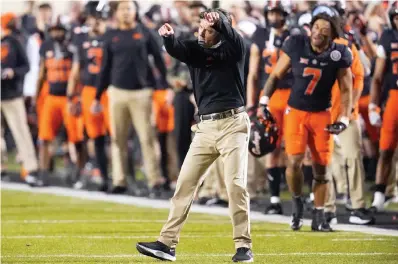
left=268, top=21, right=284, bottom=29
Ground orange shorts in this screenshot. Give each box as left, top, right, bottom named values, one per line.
left=82, top=86, right=110, bottom=139
left=380, top=89, right=398, bottom=151
left=152, top=90, right=175, bottom=133
left=36, top=81, right=49, bottom=125
left=358, top=95, right=379, bottom=143
left=284, top=106, right=333, bottom=166
left=269, top=89, right=291, bottom=147
left=38, top=95, right=84, bottom=143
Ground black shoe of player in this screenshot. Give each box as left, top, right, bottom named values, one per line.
left=325, top=211, right=338, bottom=225
left=197, top=196, right=212, bottom=205
left=206, top=198, right=229, bottom=207
left=265, top=203, right=283, bottom=215
left=149, top=184, right=162, bottom=199
left=311, top=209, right=333, bottom=232
left=349, top=208, right=375, bottom=225
left=109, top=186, right=127, bottom=194
left=290, top=197, right=304, bottom=231
left=136, top=241, right=176, bottom=261
left=232, top=247, right=253, bottom=263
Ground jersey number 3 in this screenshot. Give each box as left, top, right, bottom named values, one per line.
left=88, top=48, right=103, bottom=74
left=303, top=67, right=322, bottom=95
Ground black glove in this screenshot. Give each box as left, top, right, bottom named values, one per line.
left=325, top=122, right=347, bottom=135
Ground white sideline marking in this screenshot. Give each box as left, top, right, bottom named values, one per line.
left=2, top=219, right=231, bottom=224
left=2, top=253, right=398, bottom=258
left=2, top=234, right=294, bottom=239
left=331, top=238, right=393, bottom=241
left=2, top=182, right=398, bottom=237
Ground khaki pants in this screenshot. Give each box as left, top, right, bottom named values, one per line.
left=158, top=112, right=251, bottom=249
left=198, top=157, right=228, bottom=201
left=1, top=97, right=38, bottom=172
left=108, top=87, right=161, bottom=187
left=247, top=154, right=267, bottom=199
left=326, top=120, right=365, bottom=212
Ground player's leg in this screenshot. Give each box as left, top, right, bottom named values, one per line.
left=82, top=86, right=109, bottom=191
left=108, top=86, right=132, bottom=193
left=63, top=96, right=86, bottom=188
left=265, top=89, right=289, bottom=214
left=308, top=110, right=333, bottom=232
left=1, top=98, right=39, bottom=185
left=371, top=90, right=398, bottom=212
left=359, top=95, right=379, bottom=182
left=284, top=107, right=308, bottom=231
left=137, top=120, right=219, bottom=260
left=38, top=95, right=63, bottom=185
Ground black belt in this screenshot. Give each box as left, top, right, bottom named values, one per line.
left=200, top=106, right=246, bottom=121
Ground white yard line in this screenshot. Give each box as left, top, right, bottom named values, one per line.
left=2, top=182, right=398, bottom=237
left=331, top=238, right=393, bottom=241
left=2, top=219, right=231, bottom=224
left=2, top=234, right=294, bottom=239
left=2, top=253, right=398, bottom=258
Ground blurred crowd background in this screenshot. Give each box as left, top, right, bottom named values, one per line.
left=1, top=0, right=397, bottom=216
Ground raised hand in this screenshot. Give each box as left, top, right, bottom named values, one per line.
left=158, top=23, right=174, bottom=37
left=204, top=11, right=220, bottom=26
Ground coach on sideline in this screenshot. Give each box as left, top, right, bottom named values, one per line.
left=94, top=1, right=167, bottom=195
left=136, top=9, right=253, bottom=263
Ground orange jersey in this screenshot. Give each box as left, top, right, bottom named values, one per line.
left=331, top=38, right=364, bottom=122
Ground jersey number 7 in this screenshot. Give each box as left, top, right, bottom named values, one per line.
left=303, top=67, right=322, bottom=95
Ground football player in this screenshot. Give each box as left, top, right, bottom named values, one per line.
left=67, top=1, right=109, bottom=191
left=247, top=2, right=292, bottom=214
left=259, top=13, right=353, bottom=232
left=369, top=7, right=398, bottom=212
left=35, top=21, right=85, bottom=186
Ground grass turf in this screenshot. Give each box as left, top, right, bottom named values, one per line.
left=2, top=190, right=398, bottom=264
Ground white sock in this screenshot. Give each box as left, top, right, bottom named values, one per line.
left=270, top=196, right=281, bottom=204
left=372, top=192, right=385, bottom=207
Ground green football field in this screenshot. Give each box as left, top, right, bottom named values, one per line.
left=2, top=187, right=398, bottom=264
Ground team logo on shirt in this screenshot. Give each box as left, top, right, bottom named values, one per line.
left=300, top=57, right=309, bottom=64
left=83, top=41, right=90, bottom=49
left=391, top=43, right=398, bottom=49
left=133, top=33, right=143, bottom=39
left=46, top=50, right=54, bottom=58
left=312, top=59, right=317, bottom=65
left=330, top=50, right=341, bottom=62
left=1, top=43, right=9, bottom=62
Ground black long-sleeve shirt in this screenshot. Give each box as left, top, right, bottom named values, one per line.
left=1, top=34, right=30, bottom=101
left=96, top=24, right=168, bottom=99
left=163, top=16, right=246, bottom=115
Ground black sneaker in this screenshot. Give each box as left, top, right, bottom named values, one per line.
left=349, top=208, right=375, bottom=225
left=206, top=198, right=228, bottom=207
left=232, top=247, right=253, bottom=263
left=197, top=196, right=212, bottom=205
left=325, top=211, right=338, bottom=225
left=149, top=184, right=162, bottom=199
left=25, top=172, right=43, bottom=187
left=290, top=197, right=304, bottom=231
left=265, top=203, right=283, bottom=215
left=136, top=241, right=176, bottom=261
left=311, top=209, right=333, bottom=232
left=109, top=186, right=127, bottom=194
